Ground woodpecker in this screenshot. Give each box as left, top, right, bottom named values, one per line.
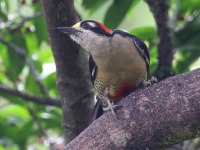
left=55, top=20, right=150, bottom=122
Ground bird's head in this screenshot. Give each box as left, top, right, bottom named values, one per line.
left=55, top=20, right=113, bottom=53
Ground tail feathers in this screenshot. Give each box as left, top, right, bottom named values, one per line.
left=89, top=98, right=103, bottom=124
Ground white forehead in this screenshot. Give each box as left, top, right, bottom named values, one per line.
left=86, top=22, right=96, bottom=27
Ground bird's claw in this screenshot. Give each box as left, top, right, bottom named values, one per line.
left=103, top=101, right=121, bottom=115
left=143, top=76, right=158, bottom=87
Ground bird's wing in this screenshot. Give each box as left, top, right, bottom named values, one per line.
left=89, top=55, right=103, bottom=124
left=131, top=36, right=150, bottom=72
left=89, top=55, right=97, bottom=85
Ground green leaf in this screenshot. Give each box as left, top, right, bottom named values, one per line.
left=82, top=0, right=105, bottom=9
left=82, top=0, right=107, bottom=14
left=130, top=27, right=157, bottom=41
left=6, top=49, right=25, bottom=83
left=32, top=5, right=48, bottom=45
left=33, top=59, right=43, bottom=74
left=25, top=73, right=42, bottom=94
left=179, top=0, right=200, bottom=14
left=0, top=93, right=26, bottom=106
left=0, top=105, right=31, bottom=141
left=43, top=72, right=59, bottom=96
left=5, top=33, right=27, bottom=83
left=38, top=107, right=61, bottom=131
left=0, top=46, right=10, bottom=84
left=174, top=12, right=200, bottom=45
left=0, top=0, right=9, bottom=13
left=104, top=0, right=139, bottom=28
left=0, top=105, right=30, bottom=119
left=24, top=33, right=39, bottom=55
left=174, top=12, right=200, bottom=73
left=40, top=117, right=61, bottom=131
left=0, top=124, right=18, bottom=141
left=174, top=49, right=200, bottom=73
left=32, top=16, right=48, bottom=45
left=149, top=46, right=158, bottom=75
left=16, top=120, right=35, bottom=141
left=0, top=145, right=4, bottom=150
left=37, top=48, right=54, bottom=63
left=30, top=4, right=48, bottom=45
left=0, top=11, right=7, bottom=21
left=127, top=0, right=141, bottom=16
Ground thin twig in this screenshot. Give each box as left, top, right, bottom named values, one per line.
left=0, top=84, right=61, bottom=107
left=0, top=36, right=49, bottom=96
left=2, top=12, right=42, bottom=32
left=27, top=106, right=47, bottom=136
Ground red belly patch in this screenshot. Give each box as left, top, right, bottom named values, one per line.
left=108, top=83, right=135, bottom=101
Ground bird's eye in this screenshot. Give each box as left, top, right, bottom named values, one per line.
left=82, top=23, right=91, bottom=30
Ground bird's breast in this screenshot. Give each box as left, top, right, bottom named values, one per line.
left=92, top=34, right=148, bottom=101
left=97, top=67, right=147, bottom=101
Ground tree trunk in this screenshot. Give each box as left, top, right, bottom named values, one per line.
left=39, top=0, right=94, bottom=144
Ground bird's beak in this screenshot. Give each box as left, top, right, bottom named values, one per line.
left=53, top=27, right=81, bottom=35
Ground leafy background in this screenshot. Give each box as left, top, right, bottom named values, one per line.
left=0, top=0, right=199, bottom=149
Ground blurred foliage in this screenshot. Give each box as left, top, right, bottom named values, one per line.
left=0, top=0, right=61, bottom=149
left=0, top=0, right=199, bottom=149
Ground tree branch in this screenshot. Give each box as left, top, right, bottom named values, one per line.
left=64, top=68, right=200, bottom=150
left=2, top=12, right=42, bottom=32
left=0, top=85, right=61, bottom=107
left=0, top=36, right=49, bottom=96
left=145, top=0, right=174, bottom=79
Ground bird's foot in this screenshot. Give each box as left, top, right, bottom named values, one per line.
left=143, top=76, right=158, bottom=87
left=103, top=101, right=121, bottom=115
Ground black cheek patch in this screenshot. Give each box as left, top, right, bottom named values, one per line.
left=91, top=27, right=112, bottom=37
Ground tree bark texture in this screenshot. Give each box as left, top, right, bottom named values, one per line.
left=64, top=68, right=200, bottom=150
left=145, top=0, right=174, bottom=79
left=39, top=0, right=94, bottom=144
